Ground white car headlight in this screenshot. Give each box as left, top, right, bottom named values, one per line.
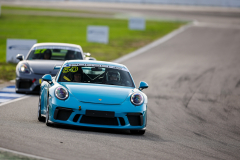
left=19, top=64, right=30, bottom=73
left=131, top=93, right=144, bottom=106
left=55, top=87, right=69, bottom=100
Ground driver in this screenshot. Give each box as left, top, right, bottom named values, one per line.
left=72, top=68, right=83, bottom=82
left=43, top=49, right=52, bottom=59
left=65, top=50, right=75, bottom=60
left=106, top=70, right=120, bottom=84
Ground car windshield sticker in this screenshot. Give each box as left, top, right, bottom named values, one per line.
left=34, top=49, right=47, bottom=54
left=71, top=64, right=85, bottom=66
left=101, top=65, right=108, bottom=68
left=62, top=67, right=70, bottom=73
left=33, top=46, right=81, bottom=52
left=70, top=66, right=78, bottom=72
left=62, top=66, right=78, bottom=73
left=63, top=76, right=71, bottom=81
left=63, top=64, right=129, bottom=72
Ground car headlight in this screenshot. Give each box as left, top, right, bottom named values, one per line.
left=19, top=64, right=30, bottom=73
left=55, top=87, right=69, bottom=100
left=131, top=93, right=144, bottom=106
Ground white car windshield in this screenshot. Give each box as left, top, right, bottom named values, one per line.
left=27, top=46, right=83, bottom=60
left=58, top=66, right=134, bottom=87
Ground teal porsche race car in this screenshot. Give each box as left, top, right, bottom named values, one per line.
left=38, top=60, right=148, bottom=134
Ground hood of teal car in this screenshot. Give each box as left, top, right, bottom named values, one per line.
left=64, top=83, right=134, bottom=105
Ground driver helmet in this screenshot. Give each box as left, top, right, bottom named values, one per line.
left=106, top=70, right=120, bottom=82
left=43, top=49, right=52, bottom=59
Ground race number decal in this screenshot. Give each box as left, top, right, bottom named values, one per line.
left=62, top=66, right=78, bottom=73
left=62, top=67, right=70, bottom=73
left=69, top=66, right=78, bottom=72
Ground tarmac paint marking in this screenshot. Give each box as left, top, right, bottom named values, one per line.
left=1, top=85, right=16, bottom=92
left=0, top=85, right=26, bottom=104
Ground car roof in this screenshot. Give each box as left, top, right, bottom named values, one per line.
left=32, top=43, right=82, bottom=49
left=63, top=60, right=129, bottom=71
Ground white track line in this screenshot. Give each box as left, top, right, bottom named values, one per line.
left=0, top=147, right=53, bottom=160
left=0, top=95, right=31, bottom=107
left=193, top=21, right=240, bottom=29
left=0, top=93, right=25, bottom=97
left=1, top=88, right=16, bottom=92
left=113, top=22, right=194, bottom=63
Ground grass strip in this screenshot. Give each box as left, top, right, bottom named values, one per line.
left=2, top=5, right=111, bottom=15
left=0, top=151, right=37, bottom=160
left=0, top=6, right=185, bottom=81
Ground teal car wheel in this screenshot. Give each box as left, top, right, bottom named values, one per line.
left=45, top=95, right=51, bottom=126
left=38, top=97, right=45, bottom=122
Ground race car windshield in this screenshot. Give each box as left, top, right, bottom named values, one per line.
left=58, top=66, right=135, bottom=87
left=26, top=46, right=83, bottom=60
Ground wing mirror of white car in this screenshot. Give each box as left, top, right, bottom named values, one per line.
left=139, top=81, right=148, bottom=91
left=42, top=74, right=52, bottom=83
left=54, top=66, right=61, bottom=70
left=84, top=52, right=91, bottom=57
left=16, top=54, right=24, bottom=61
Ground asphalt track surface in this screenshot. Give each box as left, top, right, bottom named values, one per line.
left=0, top=1, right=240, bottom=160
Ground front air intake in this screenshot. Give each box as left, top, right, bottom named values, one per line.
left=127, top=113, right=143, bottom=126
left=54, top=107, right=73, bottom=121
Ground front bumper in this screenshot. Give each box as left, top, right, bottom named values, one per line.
left=48, top=98, right=147, bottom=130
left=16, top=73, right=54, bottom=93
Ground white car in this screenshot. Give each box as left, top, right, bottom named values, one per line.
left=15, top=42, right=93, bottom=93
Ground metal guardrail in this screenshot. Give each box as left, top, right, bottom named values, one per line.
left=29, top=0, right=240, bottom=8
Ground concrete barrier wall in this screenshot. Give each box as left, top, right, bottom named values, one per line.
left=32, top=0, right=240, bottom=8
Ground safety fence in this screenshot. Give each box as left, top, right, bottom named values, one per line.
left=32, top=0, right=240, bottom=7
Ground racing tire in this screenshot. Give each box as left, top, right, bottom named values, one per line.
left=145, top=110, right=147, bottom=127
left=45, top=95, right=52, bottom=126
left=45, top=105, right=51, bottom=126
left=130, top=130, right=145, bottom=135
left=38, top=96, right=45, bottom=122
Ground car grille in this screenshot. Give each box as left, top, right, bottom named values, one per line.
left=73, top=114, right=81, bottom=122
left=80, top=116, right=119, bottom=126
left=53, top=108, right=144, bottom=127
left=19, top=79, right=32, bottom=89
left=119, top=117, right=125, bottom=126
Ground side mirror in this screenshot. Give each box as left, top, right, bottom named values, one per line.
left=42, top=74, right=52, bottom=83
left=16, top=54, right=24, bottom=61
left=84, top=52, right=91, bottom=57
left=139, top=81, right=148, bottom=91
